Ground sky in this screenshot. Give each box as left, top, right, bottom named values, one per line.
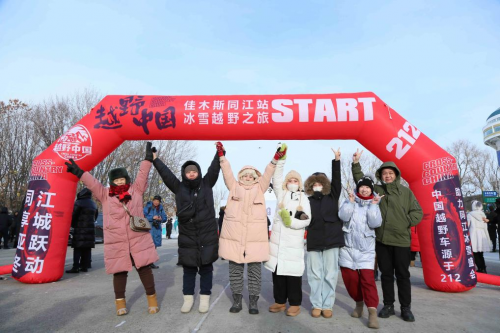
left=1, top=0, right=500, bottom=193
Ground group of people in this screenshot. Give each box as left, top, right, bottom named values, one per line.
left=64, top=141, right=425, bottom=330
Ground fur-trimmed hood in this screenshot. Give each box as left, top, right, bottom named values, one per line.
left=304, top=172, right=331, bottom=196
left=283, top=170, right=303, bottom=191
left=237, top=165, right=262, bottom=185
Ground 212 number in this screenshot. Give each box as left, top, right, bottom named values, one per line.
left=441, top=274, right=461, bottom=282
left=386, top=121, right=421, bottom=159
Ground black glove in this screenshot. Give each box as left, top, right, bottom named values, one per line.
left=145, top=142, right=157, bottom=162
left=294, top=210, right=309, bottom=220
left=65, top=159, right=84, bottom=178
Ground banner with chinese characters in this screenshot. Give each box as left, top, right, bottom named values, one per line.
left=6, top=92, right=497, bottom=290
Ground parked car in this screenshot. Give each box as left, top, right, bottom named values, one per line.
left=95, top=213, right=104, bottom=244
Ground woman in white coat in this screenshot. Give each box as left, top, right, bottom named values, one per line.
left=467, top=200, right=491, bottom=273
left=338, top=176, right=383, bottom=329
left=264, top=143, right=311, bottom=317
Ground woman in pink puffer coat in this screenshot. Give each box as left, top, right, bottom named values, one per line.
left=65, top=143, right=159, bottom=317
left=216, top=142, right=285, bottom=315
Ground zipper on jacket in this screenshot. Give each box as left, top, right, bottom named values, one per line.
left=382, top=193, right=389, bottom=244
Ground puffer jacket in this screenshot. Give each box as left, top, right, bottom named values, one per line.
left=352, top=161, right=423, bottom=247
left=144, top=202, right=167, bottom=247
left=71, top=188, right=98, bottom=249
left=219, top=156, right=275, bottom=263
left=338, top=194, right=382, bottom=270
left=81, top=161, right=159, bottom=274
left=304, top=160, right=344, bottom=251
left=153, top=154, right=220, bottom=267
left=264, top=160, right=311, bottom=277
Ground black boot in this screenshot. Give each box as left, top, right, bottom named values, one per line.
left=229, top=294, right=243, bottom=313
left=401, top=306, right=415, bottom=322
left=65, top=267, right=79, bottom=273
left=249, top=295, right=259, bottom=315
left=378, top=304, right=395, bottom=318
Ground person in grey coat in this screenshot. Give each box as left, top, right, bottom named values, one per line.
left=338, top=176, right=383, bottom=329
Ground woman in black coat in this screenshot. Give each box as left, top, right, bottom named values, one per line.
left=152, top=147, right=220, bottom=314
left=66, top=188, right=98, bottom=273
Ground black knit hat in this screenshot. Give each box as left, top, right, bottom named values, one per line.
left=108, top=167, right=131, bottom=185
left=153, top=195, right=162, bottom=202
left=356, top=176, right=374, bottom=194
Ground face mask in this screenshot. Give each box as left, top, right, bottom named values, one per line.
left=313, top=186, right=323, bottom=192
left=287, top=184, right=299, bottom=192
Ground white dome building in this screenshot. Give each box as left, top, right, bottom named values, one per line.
left=483, top=107, right=500, bottom=164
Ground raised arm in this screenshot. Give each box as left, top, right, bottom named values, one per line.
left=367, top=203, right=383, bottom=229
left=219, top=156, right=237, bottom=190
left=272, top=160, right=285, bottom=199
left=339, top=199, right=355, bottom=222
left=260, top=144, right=285, bottom=193
left=153, top=158, right=181, bottom=194
left=131, top=160, right=152, bottom=195
left=80, top=172, right=108, bottom=203
left=351, top=149, right=365, bottom=183
left=204, top=152, right=221, bottom=188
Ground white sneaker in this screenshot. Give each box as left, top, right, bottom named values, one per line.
left=181, top=295, right=194, bottom=313
left=199, top=295, right=210, bottom=313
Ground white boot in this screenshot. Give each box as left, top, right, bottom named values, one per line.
left=199, top=295, right=210, bottom=313
left=181, top=295, right=194, bottom=313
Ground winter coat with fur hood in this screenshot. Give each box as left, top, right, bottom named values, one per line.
left=305, top=159, right=344, bottom=251
left=338, top=193, right=382, bottom=270
left=264, top=160, right=311, bottom=276
left=81, top=161, right=159, bottom=274
left=352, top=161, right=423, bottom=247
left=219, top=156, right=276, bottom=263
left=153, top=154, right=220, bottom=267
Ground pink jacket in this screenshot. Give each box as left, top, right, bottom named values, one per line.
left=81, top=161, right=158, bottom=274
left=219, top=156, right=275, bottom=263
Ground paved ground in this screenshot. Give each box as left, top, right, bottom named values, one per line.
left=0, top=240, right=499, bottom=333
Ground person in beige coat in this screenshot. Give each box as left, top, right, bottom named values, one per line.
left=217, top=142, right=285, bottom=315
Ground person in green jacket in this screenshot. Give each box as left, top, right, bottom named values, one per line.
left=352, top=149, right=423, bottom=323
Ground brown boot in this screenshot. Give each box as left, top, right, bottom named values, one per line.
left=115, top=298, right=127, bottom=316
left=321, top=309, right=333, bottom=318
left=286, top=305, right=301, bottom=317
left=311, top=308, right=321, bottom=318
left=269, top=303, right=286, bottom=313
left=351, top=301, right=364, bottom=318
left=368, top=307, right=379, bottom=329
left=410, top=261, right=415, bottom=267
left=147, top=294, right=159, bottom=314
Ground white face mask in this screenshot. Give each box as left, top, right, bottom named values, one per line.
left=313, top=186, right=323, bottom=192
left=287, top=183, right=299, bottom=192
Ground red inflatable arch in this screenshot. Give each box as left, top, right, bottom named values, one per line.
left=4, top=92, right=500, bottom=291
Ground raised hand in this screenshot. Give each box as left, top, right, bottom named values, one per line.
left=353, top=148, right=364, bottom=164
left=215, top=141, right=225, bottom=157
left=274, top=142, right=288, bottom=161
left=65, top=159, right=84, bottom=178
left=372, top=194, right=385, bottom=204
left=331, top=147, right=341, bottom=161
left=145, top=142, right=157, bottom=162
left=348, top=191, right=355, bottom=203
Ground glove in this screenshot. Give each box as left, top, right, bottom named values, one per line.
left=294, top=210, right=309, bottom=220
left=145, top=142, right=157, bottom=162
left=279, top=208, right=292, bottom=227
left=274, top=142, right=287, bottom=160
left=65, top=159, right=84, bottom=178
left=215, top=141, right=226, bottom=157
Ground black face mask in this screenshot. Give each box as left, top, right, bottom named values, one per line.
left=187, top=177, right=201, bottom=189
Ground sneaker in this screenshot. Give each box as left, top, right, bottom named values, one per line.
left=378, top=304, right=395, bottom=318
left=150, top=264, right=159, bottom=269
left=401, top=306, right=415, bottom=322
left=65, top=267, right=79, bottom=273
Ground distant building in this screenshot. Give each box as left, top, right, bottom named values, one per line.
left=483, top=107, right=500, bottom=164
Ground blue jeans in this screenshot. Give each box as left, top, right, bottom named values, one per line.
left=183, top=264, right=213, bottom=295
left=306, top=248, right=340, bottom=310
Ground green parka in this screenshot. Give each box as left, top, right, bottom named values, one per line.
left=352, top=161, right=423, bottom=247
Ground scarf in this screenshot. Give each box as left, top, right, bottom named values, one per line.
left=109, top=184, right=131, bottom=203
left=358, top=194, right=374, bottom=201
